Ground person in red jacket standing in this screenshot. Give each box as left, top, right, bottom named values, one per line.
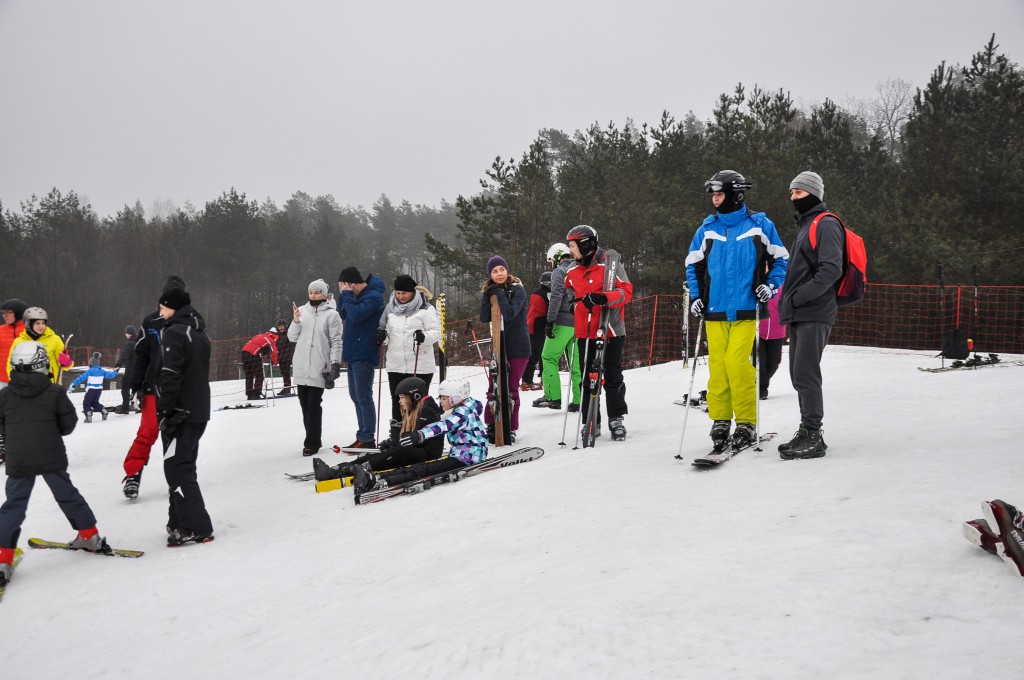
left=241, top=328, right=279, bottom=400
left=521, top=272, right=551, bottom=390
left=563, top=225, right=633, bottom=441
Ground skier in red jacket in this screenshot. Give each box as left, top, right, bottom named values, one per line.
left=241, top=328, right=279, bottom=400
left=563, top=225, right=633, bottom=441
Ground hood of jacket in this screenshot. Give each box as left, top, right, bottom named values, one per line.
left=8, top=369, right=54, bottom=397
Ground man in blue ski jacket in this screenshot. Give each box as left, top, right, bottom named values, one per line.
left=686, top=170, right=789, bottom=451
left=337, top=266, right=386, bottom=448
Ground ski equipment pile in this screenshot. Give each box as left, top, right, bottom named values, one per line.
left=581, top=249, right=620, bottom=448
left=216, top=403, right=267, bottom=411
left=27, top=537, right=144, bottom=558
left=918, top=354, right=1022, bottom=373
left=690, top=433, right=777, bottom=467
left=355, top=446, right=544, bottom=505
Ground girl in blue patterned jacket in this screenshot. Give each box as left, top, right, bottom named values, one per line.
left=352, top=378, right=487, bottom=496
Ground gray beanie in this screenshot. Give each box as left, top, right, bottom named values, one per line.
left=308, top=279, right=330, bottom=296
left=790, top=171, right=824, bottom=200
left=89, top=352, right=101, bottom=366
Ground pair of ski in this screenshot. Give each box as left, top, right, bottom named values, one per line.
left=917, top=358, right=1022, bottom=373
left=217, top=403, right=267, bottom=411
left=2, top=540, right=145, bottom=602
left=580, top=249, right=621, bottom=448
left=687, top=432, right=777, bottom=467
left=355, top=446, right=544, bottom=505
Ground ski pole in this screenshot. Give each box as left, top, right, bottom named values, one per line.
left=572, top=312, right=593, bottom=450
left=754, top=304, right=762, bottom=453
left=558, top=341, right=576, bottom=447
left=674, top=318, right=704, bottom=460
left=937, top=263, right=945, bottom=369
left=467, top=320, right=488, bottom=379
left=412, top=335, right=421, bottom=376
left=375, top=344, right=384, bottom=444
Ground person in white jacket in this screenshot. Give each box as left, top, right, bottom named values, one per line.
left=288, top=279, right=343, bottom=456
left=375, top=275, right=441, bottom=446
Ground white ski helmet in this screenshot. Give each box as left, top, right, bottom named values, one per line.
left=438, top=378, right=471, bottom=404
left=11, top=340, right=50, bottom=375
left=546, top=243, right=570, bottom=263
left=22, top=306, right=48, bottom=323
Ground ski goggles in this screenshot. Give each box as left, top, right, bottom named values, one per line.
left=704, top=179, right=752, bottom=193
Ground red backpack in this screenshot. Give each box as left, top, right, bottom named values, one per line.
left=807, top=212, right=867, bottom=306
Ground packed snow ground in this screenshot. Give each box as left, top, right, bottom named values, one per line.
left=4, top=346, right=1023, bottom=679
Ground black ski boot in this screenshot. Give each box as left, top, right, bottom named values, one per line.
left=710, top=420, right=731, bottom=451
left=122, top=470, right=143, bottom=500
left=532, top=396, right=560, bottom=409
left=101, top=408, right=109, bottom=421
left=982, top=499, right=1024, bottom=577
left=312, top=458, right=337, bottom=481
left=780, top=427, right=827, bottom=460
left=567, top=403, right=580, bottom=413
left=730, top=422, right=756, bottom=450
left=353, top=463, right=386, bottom=495
left=278, top=387, right=293, bottom=396
left=609, top=418, right=626, bottom=441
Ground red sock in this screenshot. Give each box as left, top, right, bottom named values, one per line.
left=0, top=546, right=15, bottom=565
left=78, top=527, right=99, bottom=540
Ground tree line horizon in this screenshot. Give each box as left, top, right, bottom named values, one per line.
left=1, top=36, right=1019, bottom=350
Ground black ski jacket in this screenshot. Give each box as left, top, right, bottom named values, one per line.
left=0, top=370, right=78, bottom=477
left=129, top=310, right=165, bottom=395
left=156, top=305, right=211, bottom=423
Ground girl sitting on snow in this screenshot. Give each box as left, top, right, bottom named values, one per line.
left=352, top=378, right=487, bottom=497
left=312, top=376, right=444, bottom=482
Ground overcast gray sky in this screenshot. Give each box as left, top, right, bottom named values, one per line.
left=2, top=0, right=1022, bottom=219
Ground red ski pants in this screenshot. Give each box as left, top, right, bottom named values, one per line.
left=122, top=394, right=159, bottom=477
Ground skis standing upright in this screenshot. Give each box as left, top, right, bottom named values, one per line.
left=436, top=293, right=447, bottom=382
left=581, top=249, right=620, bottom=448
left=489, top=295, right=511, bottom=446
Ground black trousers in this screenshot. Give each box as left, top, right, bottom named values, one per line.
left=757, top=338, right=784, bottom=389
left=162, top=421, right=213, bottom=535
left=522, top=328, right=546, bottom=384
left=354, top=444, right=442, bottom=472
left=577, top=335, right=628, bottom=424
left=380, top=457, right=464, bottom=486
left=242, top=351, right=264, bottom=395
left=297, top=385, right=325, bottom=450
left=386, top=371, right=434, bottom=423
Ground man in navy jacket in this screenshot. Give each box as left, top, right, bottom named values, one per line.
left=337, top=267, right=386, bottom=448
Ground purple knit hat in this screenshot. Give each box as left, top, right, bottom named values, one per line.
left=486, top=255, right=509, bottom=276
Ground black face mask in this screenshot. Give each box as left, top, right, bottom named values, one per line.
left=715, top=191, right=744, bottom=214
left=26, top=324, right=44, bottom=339
left=308, top=298, right=324, bottom=307
left=792, top=194, right=822, bottom=214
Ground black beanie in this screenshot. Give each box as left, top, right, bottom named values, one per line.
left=394, top=274, right=417, bottom=292
left=1, top=298, right=29, bottom=322
left=338, top=267, right=365, bottom=284
left=163, top=275, right=186, bottom=294
left=159, top=288, right=191, bottom=311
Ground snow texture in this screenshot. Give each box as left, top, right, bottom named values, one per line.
left=3, top=346, right=1022, bottom=679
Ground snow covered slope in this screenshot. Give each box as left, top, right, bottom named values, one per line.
left=4, top=347, right=1022, bottom=679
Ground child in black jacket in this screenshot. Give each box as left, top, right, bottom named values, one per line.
left=0, top=341, right=108, bottom=586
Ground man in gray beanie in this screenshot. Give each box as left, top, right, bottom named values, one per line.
left=776, top=171, right=845, bottom=460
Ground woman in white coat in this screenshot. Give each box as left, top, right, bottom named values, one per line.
left=375, top=275, right=441, bottom=444
left=288, top=279, right=343, bottom=456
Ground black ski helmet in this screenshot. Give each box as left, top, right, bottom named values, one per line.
left=1, top=298, right=29, bottom=322
left=704, top=170, right=751, bottom=214
left=395, top=376, right=428, bottom=404
left=566, top=225, right=598, bottom=257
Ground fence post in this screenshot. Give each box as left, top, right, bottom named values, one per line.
left=648, top=294, right=659, bottom=369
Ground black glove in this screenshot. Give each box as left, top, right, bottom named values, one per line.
left=581, top=292, right=608, bottom=309
left=158, top=409, right=188, bottom=437
left=486, top=284, right=503, bottom=298
left=375, top=328, right=388, bottom=346
left=399, top=430, right=425, bottom=447
left=545, top=321, right=556, bottom=339
left=413, top=329, right=426, bottom=345
left=323, top=362, right=341, bottom=389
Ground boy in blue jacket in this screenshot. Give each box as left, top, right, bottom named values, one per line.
left=69, top=352, right=121, bottom=423
left=337, top=266, right=386, bottom=449
left=686, top=170, right=788, bottom=451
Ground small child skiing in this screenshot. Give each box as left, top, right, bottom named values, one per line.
left=69, top=353, right=120, bottom=422
left=352, top=378, right=488, bottom=499
left=0, top=341, right=109, bottom=587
